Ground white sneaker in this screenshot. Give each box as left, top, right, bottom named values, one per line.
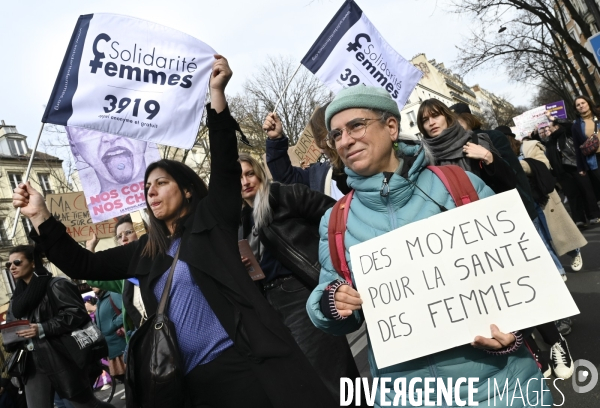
left=571, top=252, right=583, bottom=272
left=550, top=335, right=574, bottom=379
left=100, top=384, right=111, bottom=391
left=562, top=274, right=568, bottom=282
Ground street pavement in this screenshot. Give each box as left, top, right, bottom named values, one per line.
left=348, top=222, right=600, bottom=406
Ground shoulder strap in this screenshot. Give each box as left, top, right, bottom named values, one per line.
left=426, top=165, right=479, bottom=207
left=327, top=191, right=354, bottom=286
left=157, top=243, right=181, bottom=316
left=108, top=295, right=122, bottom=316
left=471, top=133, right=479, bottom=145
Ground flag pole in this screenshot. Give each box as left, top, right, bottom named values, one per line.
left=273, top=63, right=302, bottom=113
left=9, top=122, right=46, bottom=240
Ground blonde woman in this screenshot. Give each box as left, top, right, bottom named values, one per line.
left=238, top=154, right=363, bottom=403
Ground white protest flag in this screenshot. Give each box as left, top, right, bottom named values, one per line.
left=66, top=126, right=161, bottom=223
left=42, top=14, right=216, bottom=149
left=348, top=190, right=579, bottom=369
left=301, top=0, right=422, bottom=110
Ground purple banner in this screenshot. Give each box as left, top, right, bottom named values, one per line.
left=546, top=100, right=567, bottom=119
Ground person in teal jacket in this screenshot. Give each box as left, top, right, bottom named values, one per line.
left=87, top=216, right=147, bottom=343
left=306, top=86, right=552, bottom=407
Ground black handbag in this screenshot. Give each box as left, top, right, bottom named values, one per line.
left=4, top=349, right=27, bottom=381
left=126, top=244, right=185, bottom=408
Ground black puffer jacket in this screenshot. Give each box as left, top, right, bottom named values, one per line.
left=6, top=278, right=92, bottom=399
left=240, top=182, right=336, bottom=288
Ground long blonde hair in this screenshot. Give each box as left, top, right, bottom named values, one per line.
left=239, top=154, right=272, bottom=230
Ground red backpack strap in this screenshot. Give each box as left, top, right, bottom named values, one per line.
left=426, top=165, right=479, bottom=207
left=327, top=190, right=354, bottom=286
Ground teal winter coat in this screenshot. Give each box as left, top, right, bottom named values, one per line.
left=307, top=143, right=551, bottom=407
left=96, top=291, right=127, bottom=359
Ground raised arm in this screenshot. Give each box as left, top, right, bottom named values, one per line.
left=201, top=55, right=243, bottom=231
left=264, top=113, right=311, bottom=186
left=12, top=182, right=136, bottom=280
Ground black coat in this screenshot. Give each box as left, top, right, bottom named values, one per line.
left=240, top=182, right=336, bottom=288
left=7, top=278, right=92, bottom=399
left=476, top=129, right=537, bottom=220
left=30, top=105, right=336, bottom=408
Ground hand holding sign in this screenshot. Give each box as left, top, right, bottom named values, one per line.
left=349, top=190, right=578, bottom=368
left=335, top=285, right=363, bottom=318
left=472, top=324, right=516, bottom=351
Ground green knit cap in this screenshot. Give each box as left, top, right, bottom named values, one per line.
left=325, top=86, right=401, bottom=131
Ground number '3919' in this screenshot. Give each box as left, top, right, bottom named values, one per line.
left=103, top=95, right=160, bottom=119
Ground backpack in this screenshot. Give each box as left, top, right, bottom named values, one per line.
left=327, top=165, right=479, bottom=286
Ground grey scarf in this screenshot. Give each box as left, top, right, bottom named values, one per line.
left=422, top=122, right=499, bottom=171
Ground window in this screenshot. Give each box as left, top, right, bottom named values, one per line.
left=21, top=217, right=34, bottom=244
left=38, top=173, right=54, bottom=195
left=8, top=173, right=22, bottom=190
left=7, top=138, right=27, bottom=156
left=0, top=218, right=9, bottom=246
left=407, top=111, right=417, bottom=127
left=569, top=28, right=579, bottom=42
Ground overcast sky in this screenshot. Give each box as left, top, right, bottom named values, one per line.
left=0, top=0, right=534, bottom=148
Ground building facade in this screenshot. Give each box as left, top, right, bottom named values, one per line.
left=556, top=0, right=600, bottom=97
left=400, top=53, right=511, bottom=136
left=0, top=121, right=72, bottom=306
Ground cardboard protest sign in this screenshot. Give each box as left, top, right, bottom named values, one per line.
left=66, top=126, right=160, bottom=223
left=289, top=124, right=322, bottom=165
left=349, top=190, right=579, bottom=369
left=47, top=192, right=117, bottom=242
left=301, top=0, right=422, bottom=111
left=42, top=13, right=216, bottom=149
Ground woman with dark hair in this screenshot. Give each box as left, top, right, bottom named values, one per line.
left=12, top=56, right=334, bottom=408
left=417, top=99, right=517, bottom=194
left=264, top=105, right=350, bottom=198
left=4, top=245, right=115, bottom=408
left=238, top=153, right=362, bottom=403
left=571, top=96, right=600, bottom=211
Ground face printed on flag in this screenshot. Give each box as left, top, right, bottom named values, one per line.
left=66, top=126, right=161, bottom=223
left=68, top=126, right=148, bottom=185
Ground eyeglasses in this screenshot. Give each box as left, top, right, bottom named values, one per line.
left=326, top=117, right=383, bottom=148
left=116, top=229, right=136, bottom=242
left=5, top=259, right=23, bottom=269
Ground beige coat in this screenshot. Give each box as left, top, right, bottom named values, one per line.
left=521, top=140, right=587, bottom=255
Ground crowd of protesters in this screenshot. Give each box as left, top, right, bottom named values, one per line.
left=3, top=55, right=597, bottom=408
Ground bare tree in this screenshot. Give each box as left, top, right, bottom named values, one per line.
left=479, top=100, right=529, bottom=127
left=452, top=0, right=600, bottom=103
left=239, top=55, right=332, bottom=147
